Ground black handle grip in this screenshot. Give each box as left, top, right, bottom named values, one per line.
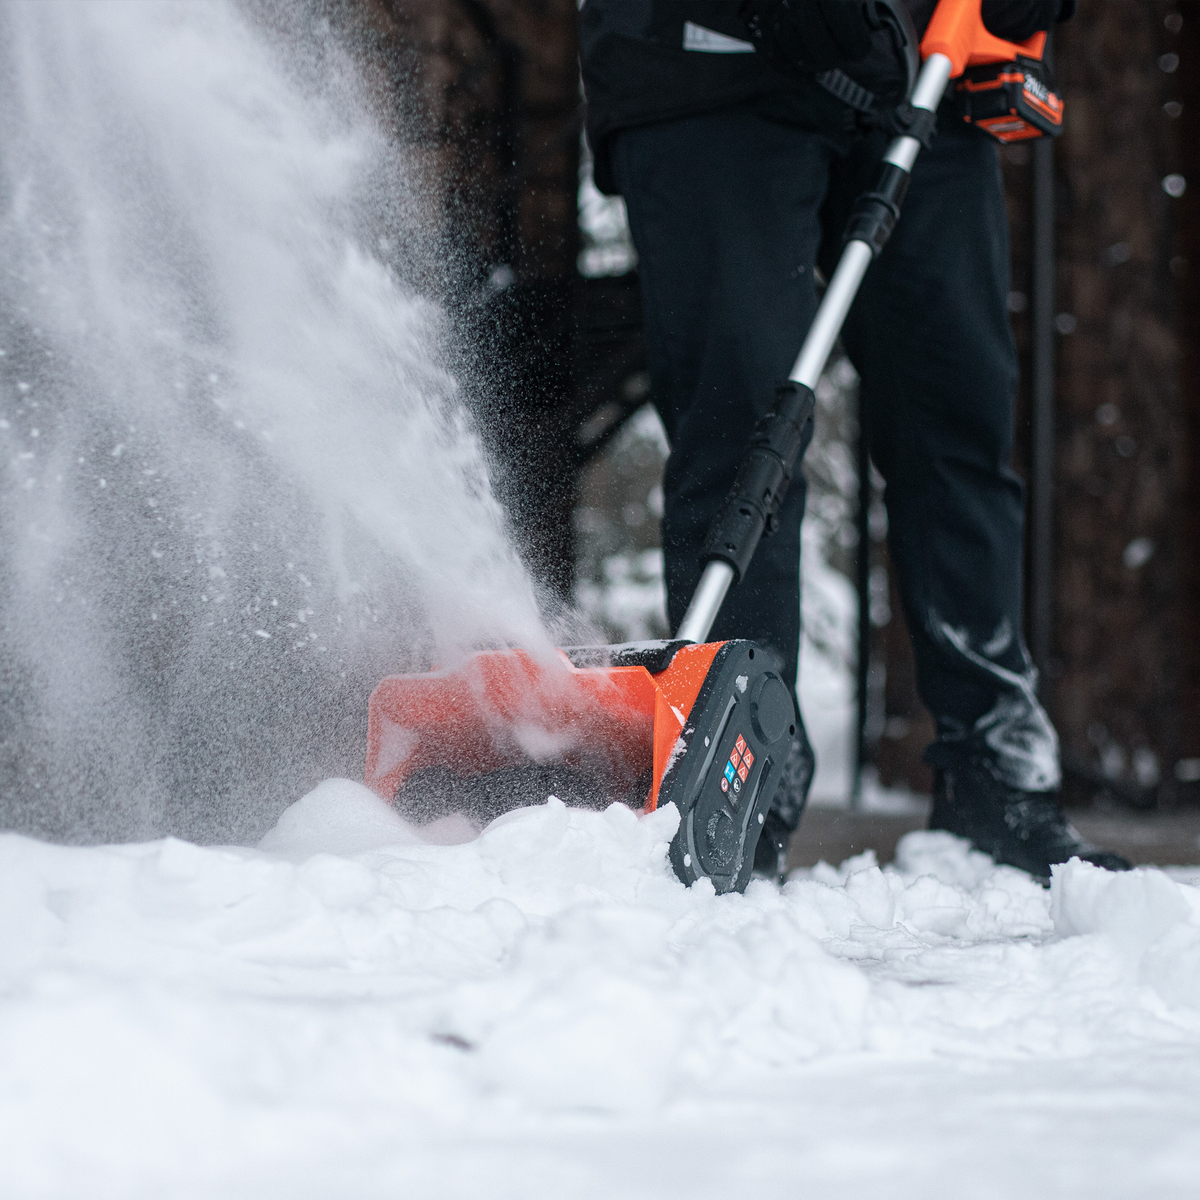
left=700, top=380, right=816, bottom=582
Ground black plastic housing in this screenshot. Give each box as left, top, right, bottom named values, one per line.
left=660, top=640, right=797, bottom=894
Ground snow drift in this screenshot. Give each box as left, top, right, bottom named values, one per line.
left=3, top=793, right=1200, bottom=1198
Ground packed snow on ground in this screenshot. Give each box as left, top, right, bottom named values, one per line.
left=3, top=783, right=1200, bottom=1200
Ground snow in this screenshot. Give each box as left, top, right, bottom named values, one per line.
left=799, top=521, right=870, bottom=806
left=4, top=782, right=1200, bottom=1198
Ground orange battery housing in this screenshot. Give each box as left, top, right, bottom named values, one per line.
left=922, top=0, right=1063, bottom=143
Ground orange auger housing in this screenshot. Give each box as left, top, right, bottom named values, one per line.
left=365, top=640, right=723, bottom=814
left=924, top=0, right=1063, bottom=143
left=366, top=638, right=798, bottom=895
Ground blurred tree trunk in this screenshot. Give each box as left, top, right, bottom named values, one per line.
left=1049, top=0, right=1195, bottom=800
left=1176, top=3, right=1200, bottom=768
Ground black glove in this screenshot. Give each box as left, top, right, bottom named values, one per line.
left=982, top=0, right=1076, bottom=43
left=739, top=0, right=879, bottom=76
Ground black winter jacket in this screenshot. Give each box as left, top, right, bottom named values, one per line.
left=580, top=0, right=1075, bottom=193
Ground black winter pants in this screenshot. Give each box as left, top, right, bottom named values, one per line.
left=611, top=106, right=1060, bottom=814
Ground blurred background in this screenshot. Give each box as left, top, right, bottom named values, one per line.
left=324, top=0, right=1199, bottom=862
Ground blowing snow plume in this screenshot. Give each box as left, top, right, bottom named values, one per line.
left=0, top=1, right=552, bottom=844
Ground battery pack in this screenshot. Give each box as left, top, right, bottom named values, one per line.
left=955, top=56, right=1063, bottom=142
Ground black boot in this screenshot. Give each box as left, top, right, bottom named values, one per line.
left=929, top=758, right=1131, bottom=885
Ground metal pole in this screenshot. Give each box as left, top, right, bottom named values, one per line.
left=853, top=393, right=870, bottom=807
left=1030, top=126, right=1056, bottom=687
left=789, top=240, right=876, bottom=388
left=675, top=561, right=736, bottom=644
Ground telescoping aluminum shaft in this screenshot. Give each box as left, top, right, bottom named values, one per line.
left=675, top=53, right=954, bottom=646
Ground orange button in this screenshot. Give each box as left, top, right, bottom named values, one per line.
left=737, top=762, right=749, bottom=782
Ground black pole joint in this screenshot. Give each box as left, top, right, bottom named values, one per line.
left=700, top=380, right=816, bottom=582
left=844, top=161, right=912, bottom=257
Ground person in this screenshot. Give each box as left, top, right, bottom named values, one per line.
left=579, top=0, right=1131, bottom=883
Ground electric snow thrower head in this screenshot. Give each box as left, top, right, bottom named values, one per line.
left=366, top=638, right=798, bottom=894
left=364, top=0, right=1058, bottom=895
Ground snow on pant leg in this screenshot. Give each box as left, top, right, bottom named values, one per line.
left=609, top=108, right=833, bottom=695
left=838, top=122, right=1060, bottom=792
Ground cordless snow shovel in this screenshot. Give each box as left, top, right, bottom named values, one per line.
left=364, top=0, right=1059, bottom=895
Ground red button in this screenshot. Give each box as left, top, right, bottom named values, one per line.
left=742, top=749, right=754, bottom=770
left=737, top=762, right=749, bottom=782
left=735, top=735, right=747, bottom=756
left=730, top=749, right=740, bottom=768
left=720, top=776, right=729, bottom=792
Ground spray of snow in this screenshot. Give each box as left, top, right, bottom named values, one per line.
left=0, top=1, right=552, bottom=842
